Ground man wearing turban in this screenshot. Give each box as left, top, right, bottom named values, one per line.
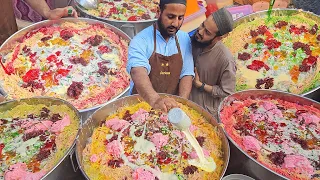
left=127, top=0, right=194, bottom=112
left=190, top=8, right=237, bottom=120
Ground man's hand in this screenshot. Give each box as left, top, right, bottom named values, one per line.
left=193, top=68, right=202, bottom=88
left=131, top=67, right=178, bottom=113
left=44, top=6, right=78, bottom=20
left=150, top=96, right=178, bottom=113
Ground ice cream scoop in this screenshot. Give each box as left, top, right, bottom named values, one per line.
left=167, top=108, right=191, bottom=130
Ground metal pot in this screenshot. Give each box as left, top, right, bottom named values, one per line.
left=75, top=94, right=230, bottom=179
left=218, top=89, right=320, bottom=180
left=0, top=18, right=131, bottom=121
left=0, top=97, right=81, bottom=180
left=74, top=0, right=157, bottom=38
left=231, top=9, right=320, bottom=101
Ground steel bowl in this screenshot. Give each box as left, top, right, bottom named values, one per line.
left=0, top=18, right=131, bottom=120
left=229, top=9, right=320, bottom=100
left=0, top=97, right=81, bottom=180
left=74, top=0, right=157, bottom=38
left=218, top=89, right=320, bottom=180
left=75, top=94, right=230, bottom=180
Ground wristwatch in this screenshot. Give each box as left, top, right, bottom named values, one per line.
left=199, top=82, right=205, bottom=92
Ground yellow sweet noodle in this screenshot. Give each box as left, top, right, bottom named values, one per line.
left=0, top=102, right=79, bottom=178
left=82, top=102, right=224, bottom=180
left=223, top=12, right=320, bottom=94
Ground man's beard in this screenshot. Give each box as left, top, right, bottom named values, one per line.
left=157, top=16, right=181, bottom=38
left=191, top=33, right=215, bottom=49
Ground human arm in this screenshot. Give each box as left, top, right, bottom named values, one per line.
left=130, top=68, right=177, bottom=112
left=24, top=0, right=78, bottom=20
left=127, top=34, right=178, bottom=112
left=179, top=76, right=193, bottom=99
left=178, top=34, right=195, bottom=99
left=130, top=67, right=159, bottom=108
left=194, top=60, right=236, bottom=97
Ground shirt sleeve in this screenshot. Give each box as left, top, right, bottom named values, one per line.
left=180, top=35, right=195, bottom=79
left=127, top=36, right=151, bottom=75
left=211, top=58, right=237, bottom=97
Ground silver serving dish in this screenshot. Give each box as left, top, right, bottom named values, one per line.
left=231, top=9, right=320, bottom=101
left=0, top=18, right=131, bottom=118
left=0, top=97, right=81, bottom=180
left=74, top=0, right=157, bottom=38
left=218, top=89, right=320, bottom=180
left=75, top=94, right=230, bottom=180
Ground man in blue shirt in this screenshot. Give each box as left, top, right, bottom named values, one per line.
left=127, top=0, right=194, bottom=112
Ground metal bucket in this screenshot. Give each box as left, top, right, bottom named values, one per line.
left=218, top=89, right=320, bottom=180
left=74, top=0, right=157, bottom=38
left=0, top=97, right=81, bottom=180
left=0, top=18, right=131, bottom=122
left=230, top=9, right=320, bottom=100
left=75, top=94, right=230, bottom=179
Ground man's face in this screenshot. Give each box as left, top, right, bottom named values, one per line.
left=158, top=4, right=186, bottom=37
left=194, top=16, right=219, bottom=45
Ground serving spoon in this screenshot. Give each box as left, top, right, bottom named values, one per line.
left=77, top=0, right=98, bottom=10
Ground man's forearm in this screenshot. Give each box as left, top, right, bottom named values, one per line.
left=196, top=81, right=229, bottom=97
left=25, top=0, right=51, bottom=18
left=179, top=76, right=193, bottom=99
left=204, top=84, right=229, bottom=97
left=131, top=67, right=159, bottom=106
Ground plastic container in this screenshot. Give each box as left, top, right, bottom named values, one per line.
left=222, top=174, right=255, bottom=180
left=181, top=5, right=207, bottom=32
left=227, top=5, right=253, bottom=20
left=186, top=0, right=201, bottom=17
left=216, top=0, right=234, bottom=8
left=252, top=0, right=288, bottom=12
left=168, top=108, right=192, bottom=130
left=234, top=0, right=290, bottom=5
left=184, top=5, right=207, bottom=24
left=206, top=3, right=219, bottom=17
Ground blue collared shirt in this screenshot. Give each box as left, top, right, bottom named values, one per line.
left=127, top=25, right=195, bottom=94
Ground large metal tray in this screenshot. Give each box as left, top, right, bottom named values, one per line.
left=218, top=89, right=320, bottom=180
left=75, top=94, right=230, bottom=180
left=231, top=9, right=320, bottom=100
left=0, top=97, right=81, bottom=180
left=0, top=18, right=131, bottom=115
left=74, top=0, right=157, bottom=37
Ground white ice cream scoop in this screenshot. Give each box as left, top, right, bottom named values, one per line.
left=167, top=108, right=191, bottom=130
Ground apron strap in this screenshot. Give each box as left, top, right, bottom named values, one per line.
left=153, top=23, right=182, bottom=56
left=153, top=23, right=157, bottom=53
left=174, top=35, right=182, bottom=55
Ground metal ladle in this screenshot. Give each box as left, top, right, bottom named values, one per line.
left=168, top=108, right=216, bottom=172
left=77, top=0, right=98, bottom=10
